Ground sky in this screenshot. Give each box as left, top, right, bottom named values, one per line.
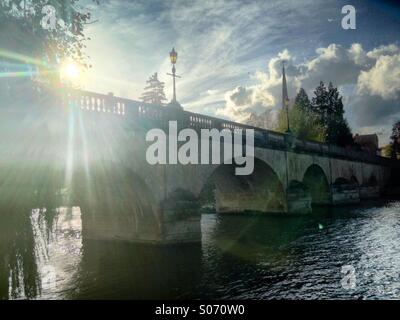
left=80, top=0, right=400, bottom=145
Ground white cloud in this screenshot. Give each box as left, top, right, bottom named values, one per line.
left=214, top=42, right=400, bottom=144
left=80, top=1, right=400, bottom=144
left=216, top=86, right=269, bottom=122
left=215, top=49, right=299, bottom=121
left=299, top=43, right=369, bottom=90
left=83, top=0, right=333, bottom=101
left=366, top=44, right=400, bottom=60
left=357, top=54, right=400, bottom=99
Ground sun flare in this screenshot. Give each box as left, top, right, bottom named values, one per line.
left=60, top=60, right=82, bottom=84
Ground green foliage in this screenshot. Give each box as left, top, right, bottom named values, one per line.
left=0, top=0, right=97, bottom=67
left=389, top=120, right=400, bottom=159
left=141, top=72, right=167, bottom=105
left=381, top=144, right=394, bottom=158
left=276, top=83, right=353, bottom=146
left=276, top=88, right=325, bottom=142
left=294, top=88, right=311, bottom=112
left=311, top=81, right=353, bottom=147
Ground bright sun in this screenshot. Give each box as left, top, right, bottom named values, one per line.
left=60, top=60, right=81, bottom=82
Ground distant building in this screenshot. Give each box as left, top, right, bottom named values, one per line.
left=354, top=134, right=379, bottom=155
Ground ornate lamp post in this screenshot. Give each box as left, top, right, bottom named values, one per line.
left=167, top=48, right=182, bottom=109
left=284, top=96, right=291, bottom=134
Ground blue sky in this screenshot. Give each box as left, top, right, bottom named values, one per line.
left=81, top=0, right=400, bottom=144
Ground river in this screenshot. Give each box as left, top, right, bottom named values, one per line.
left=1, top=200, right=400, bottom=299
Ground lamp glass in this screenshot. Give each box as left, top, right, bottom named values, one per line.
left=170, top=48, right=177, bottom=64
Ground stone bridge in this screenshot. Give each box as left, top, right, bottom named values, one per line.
left=0, top=87, right=397, bottom=244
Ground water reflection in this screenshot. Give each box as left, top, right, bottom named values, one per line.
left=1, top=205, right=202, bottom=300
left=197, top=213, right=316, bottom=299
left=1, top=200, right=400, bottom=299
left=0, top=208, right=39, bottom=299
left=75, top=240, right=202, bottom=299
left=30, top=207, right=82, bottom=299
left=0, top=207, right=82, bottom=299
left=196, top=204, right=400, bottom=299
left=355, top=202, right=400, bottom=299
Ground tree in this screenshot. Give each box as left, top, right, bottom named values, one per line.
left=389, top=121, right=400, bottom=159
left=276, top=88, right=325, bottom=142
left=382, top=144, right=394, bottom=158
left=311, top=81, right=353, bottom=147
left=0, top=1, right=97, bottom=68
left=140, top=73, right=167, bottom=105
left=294, top=88, right=311, bottom=112
left=310, top=81, right=329, bottom=120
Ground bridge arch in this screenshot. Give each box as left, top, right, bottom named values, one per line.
left=358, top=174, right=380, bottom=199
left=286, top=180, right=312, bottom=213
left=72, top=165, right=161, bottom=242
left=333, top=177, right=350, bottom=185
left=350, top=175, right=359, bottom=186
left=303, top=164, right=331, bottom=205
left=199, top=158, right=286, bottom=213
left=332, top=176, right=361, bottom=204
left=367, top=175, right=378, bottom=186
left=287, top=180, right=309, bottom=198
left=349, top=176, right=361, bottom=196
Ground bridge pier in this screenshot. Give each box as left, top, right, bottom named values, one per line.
left=211, top=184, right=314, bottom=215
left=71, top=167, right=201, bottom=245
left=79, top=204, right=201, bottom=245
left=331, top=178, right=360, bottom=205
left=77, top=205, right=202, bottom=245
left=359, top=176, right=380, bottom=199
left=215, top=191, right=287, bottom=214
left=161, top=190, right=202, bottom=243
left=359, top=185, right=380, bottom=199
left=286, top=181, right=312, bottom=214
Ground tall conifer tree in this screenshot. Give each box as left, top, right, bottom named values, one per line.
left=140, top=73, right=167, bottom=105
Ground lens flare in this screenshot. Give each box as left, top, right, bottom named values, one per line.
left=61, top=61, right=80, bottom=80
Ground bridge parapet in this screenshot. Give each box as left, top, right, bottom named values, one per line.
left=2, top=85, right=399, bottom=244
left=62, top=88, right=397, bottom=168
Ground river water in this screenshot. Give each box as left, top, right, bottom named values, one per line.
left=1, top=200, right=400, bottom=299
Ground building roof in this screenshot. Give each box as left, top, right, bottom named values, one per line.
left=354, top=134, right=379, bottom=151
